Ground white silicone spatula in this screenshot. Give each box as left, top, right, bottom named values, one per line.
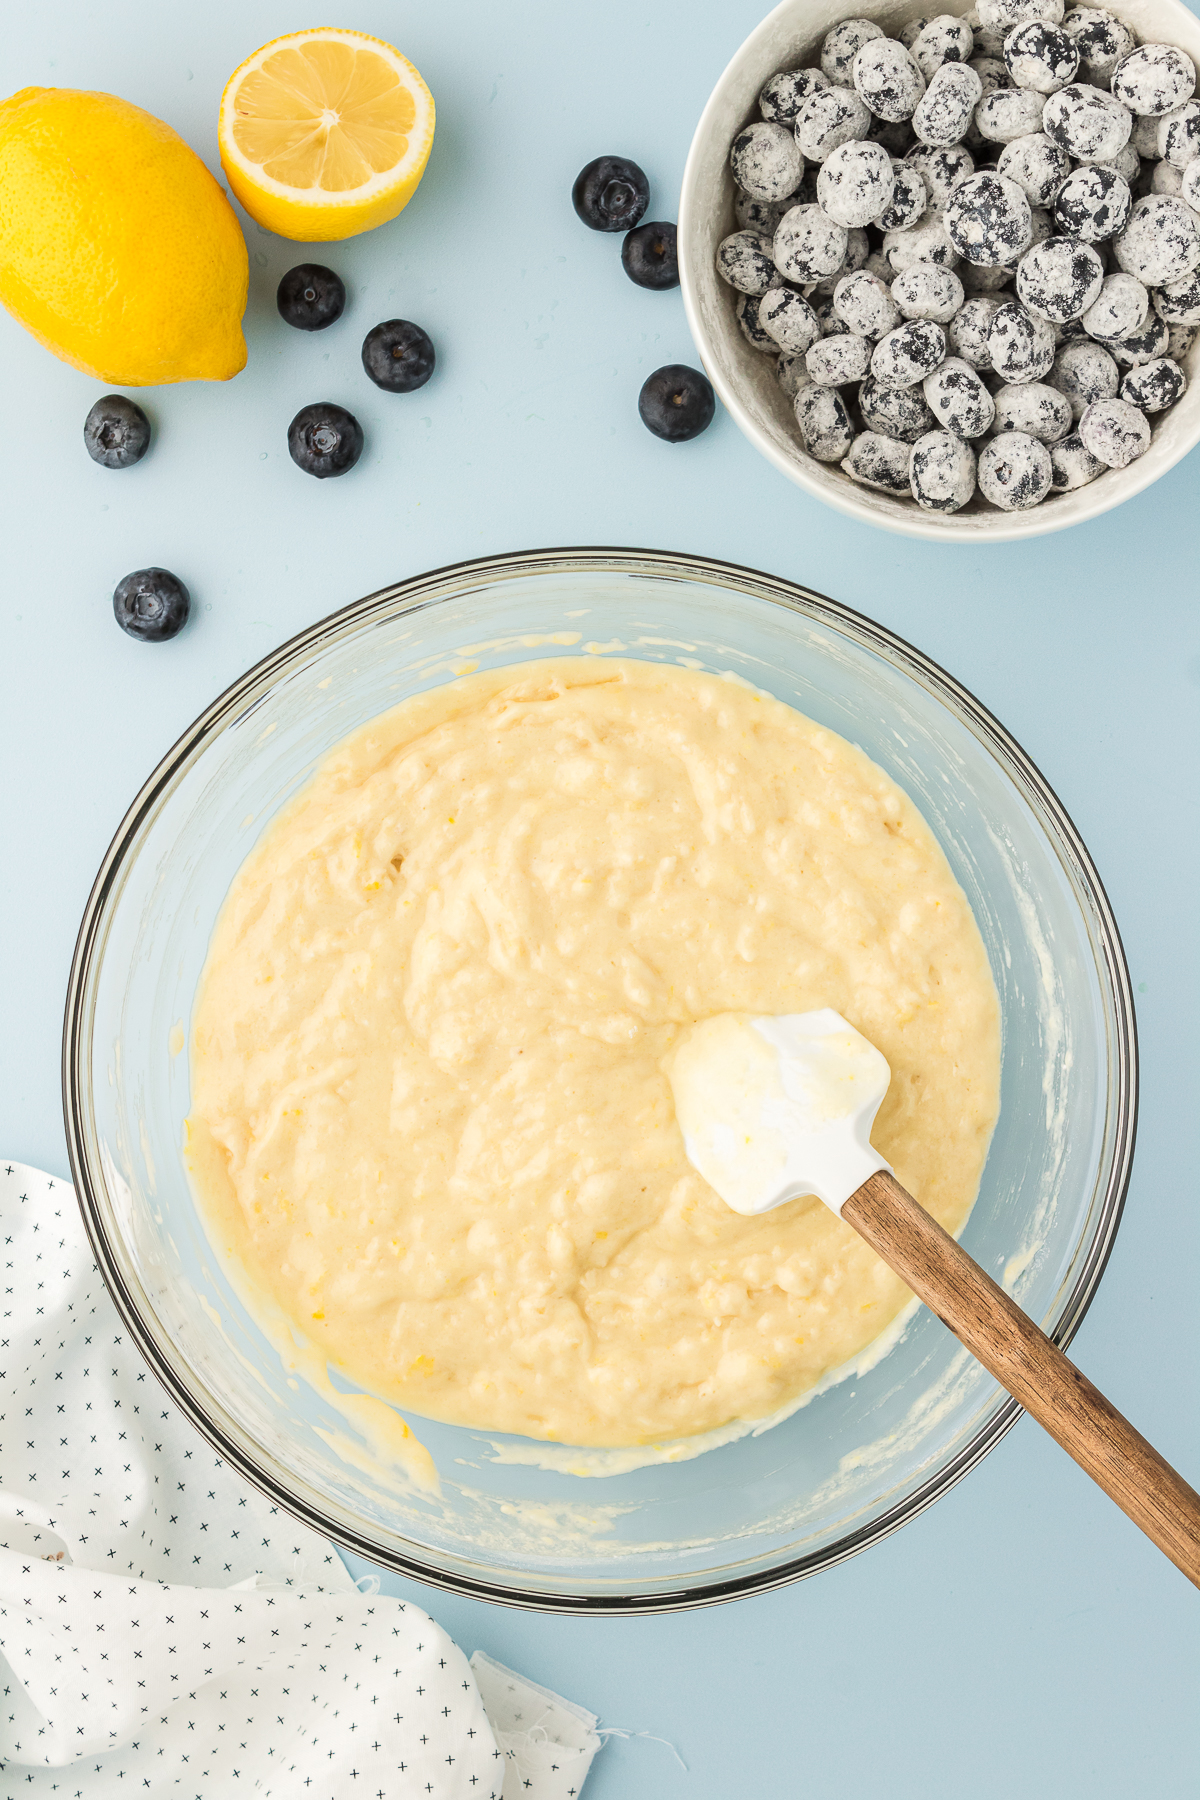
left=666, top=1010, right=1200, bottom=1589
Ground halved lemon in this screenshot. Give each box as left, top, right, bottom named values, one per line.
left=218, top=27, right=434, bottom=242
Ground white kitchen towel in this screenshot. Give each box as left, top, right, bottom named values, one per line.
left=0, top=1161, right=601, bottom=1799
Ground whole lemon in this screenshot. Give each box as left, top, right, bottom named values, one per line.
left=0, top=87, right=248, bottom=385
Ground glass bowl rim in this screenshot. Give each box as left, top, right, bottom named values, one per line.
left=62, top=545, right=1139, bottom=1614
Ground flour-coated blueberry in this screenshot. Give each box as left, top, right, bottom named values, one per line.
left=1081, top=271, right=1150, bottom=340
left=760, top=286, right=823, bottom=352
left=795, top=86, right=873, bottom=160
left=992, top=379, right=1074, bottom=437
left=759, top=67, right=830, bottom=123
left=1114, top=195, right=1200, bottom=285
left=878, top=161, right=928, bottom=229
left=914, top=62, right=984, bottom=144
left=822, top=18, right=886, bottom=83
left=858, top=371, right=939, bottom=438
left=734, top=193, right=794, bottom=235
left=1078, top=394, right=1151, bottom=462
left=923, top=355, right=997, bottom=434
left=906, top=141, right=976, bottom=203
left=731, top=122, right=805, bottom=200
left=1180, top=159, right=1200, bottom=211
left=1089, top=141, right=1141, bottom=184
left=1026, top=204, right=1055, bottom=250
left=866, top=114, right=918, bottom=155
left=1121, top=356, right=1187, bottom=411
left=912, top=16, right=977, bottom=80
left=978, top=0, right=1065, bottom=29
left=997, top=132, right=1071, bottom=204
left=842, top=430, right=915, bottom=490
left=817, top=139, right=896, bottom=226
left=1166, top=320, right=1199, bottom=358
left=806, top=333, right=873, bottom=385
left=988, top=298, right=1057, bottom=377
left=1003, top=21, right=1079, bottom=93
left=883, top=215, right=962, bottom=273
left=1052, top=164, right=1132, bottom=240
left=773, top=204, right=849, bottom=281
left=1043, top=84, right=1133, bottom=161
left=945, top=172, right=1033, bottom=264
left=1049, top=338, right=1120, bottom=417
left=1152, top=266, right=1200, bottom=325
left=716, top=232, right=779, bottom=293
left=1049, top=429, right=1106, bottom=488
left=977, top=429, right=1053, bottom=503
left=834, top=269, right=904, bottom=337
left=1157, top=99, right=1200, bottom=167
left=808, top=226, right=870, bottom=297
left=970, top=13, right=1010, bottom=60
left=795, top=384, right=856, bottom=458
left=909, top=428, right=977, bottom=507
left=969, top=53, right=1012, bottom=95
left=1128, top=112, right=1162, bottom=159
left=1151, top=161, right=1188, bottom=199
left=853, top=39, right=927, bottom=122
left=776, top=351, right=813, bottom=398
left=1111, top=44, right=1196, bottom=117
left=949, top=294, right=1004, bottom=364
left=736, top=291, right=780, bottom=351
left=975, top=86, right=1048, bottom=140
left=1016, top=234, right=1104, bottom=319
left=892, top=263, right=965, bottom=320
left=871, top=316, right=948, bottom=384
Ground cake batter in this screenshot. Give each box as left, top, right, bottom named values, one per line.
left=187, top=659, right=1001, bottom=1446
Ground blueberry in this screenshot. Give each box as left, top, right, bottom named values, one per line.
left=84, top=395, right=150, bottom=469
left=621, top=221, right=679, bottom=289
left=112, top=567, right=189, bottom=643
left=572, top=156, right=650, bottom=232
left=638, top=364, right=715, bottom=441
left=361, top=320, right=436, bottom=392
left=287, top=403, right=364, bottom=478
left=276, top=264, right=346, bottom=331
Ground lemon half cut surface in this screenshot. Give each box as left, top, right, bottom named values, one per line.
left=219, top=28, right=435, bottom=242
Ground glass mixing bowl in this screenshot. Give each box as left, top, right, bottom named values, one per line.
left=63, top=549, right=1136, bottom=1613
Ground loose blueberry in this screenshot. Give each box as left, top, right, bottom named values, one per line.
left=361, top=320, right=436, bottom=393
left=638, top=364, right=715, bottom=441
left=112, top=567, right=189, bottom=643
left=621, top=221, right=679, bottom=289
left=276, top=264, right=346, bottom=331
left=572, top=156, right=650, bottom=231
left=84, top=395, right=151, bottom=469
left=287, top=403, right=364, bottom=478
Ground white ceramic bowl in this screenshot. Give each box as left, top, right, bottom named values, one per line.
left=678, top=0, right=1200, bottom=541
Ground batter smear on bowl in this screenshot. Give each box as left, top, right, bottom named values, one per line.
left=186, top=659, right=1001, bottom=1448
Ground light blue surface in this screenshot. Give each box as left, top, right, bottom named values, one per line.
left=1, top=1, right=1197, bottom=1793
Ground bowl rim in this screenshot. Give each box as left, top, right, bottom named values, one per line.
left=677, top=0, right=1200, bottom=543
left=62, top=545, right=1139, bottom=1613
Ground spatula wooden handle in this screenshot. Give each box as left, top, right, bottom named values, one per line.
left=843, top=1170, right=1200, bottom=1590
